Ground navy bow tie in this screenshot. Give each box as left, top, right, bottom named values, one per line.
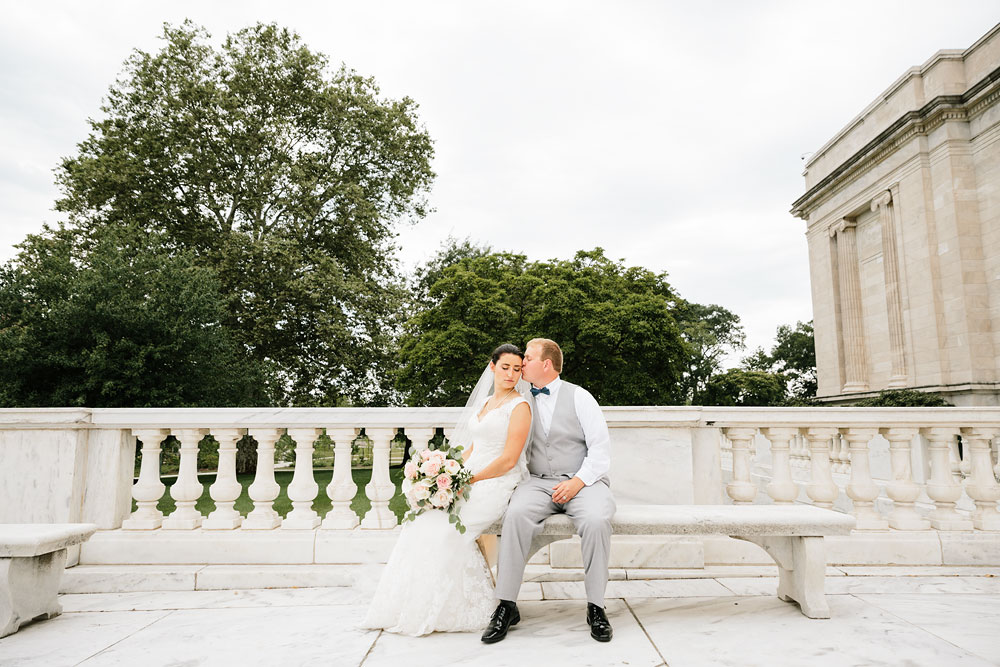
left=530, top=386, right=550, bottom=397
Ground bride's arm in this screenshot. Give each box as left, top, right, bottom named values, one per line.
left=461, top=444, right=474, bottom=462
left=469, top=402, right=531, bottom=483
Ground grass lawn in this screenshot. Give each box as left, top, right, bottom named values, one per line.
left=141, top=467, right=409, bottom=523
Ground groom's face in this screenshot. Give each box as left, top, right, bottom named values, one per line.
left=522, top=344, right=544, bottom=384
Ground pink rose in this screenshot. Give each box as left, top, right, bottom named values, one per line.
left=403, top=461, right=418, bottom=480
left=436, top=474, right=452, bottom=490
left=431, top=450, right=447, bottom=464
left=420, top=460, right=441, bottom=477
left=430, top=489, right=452, bottom=508
left=420, top=449, right=433, bottom=460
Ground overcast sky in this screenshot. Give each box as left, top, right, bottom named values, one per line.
left=2, top=1, right=998, bottom=363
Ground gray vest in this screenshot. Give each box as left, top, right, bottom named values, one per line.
left=527, top=381, right=608, bottom=485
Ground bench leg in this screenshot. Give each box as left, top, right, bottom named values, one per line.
left=0, top=549, right=68, bottom=638
left=737, top=536, right=831, bottom=619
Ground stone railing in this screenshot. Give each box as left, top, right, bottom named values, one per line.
left=1, top=407, right=998, bottom=567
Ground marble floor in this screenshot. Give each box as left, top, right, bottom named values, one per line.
left=2, top=569, right=999, bottom=666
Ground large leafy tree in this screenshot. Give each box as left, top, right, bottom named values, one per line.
left=54, top=21, right=435, bottom=405
left=397, top=246, right=691, bottom=406
left=700, top=368, right=786, bottom=407
left=675, top=301, right=745, bottom=403
left=0, top=225, right=268, bottom=407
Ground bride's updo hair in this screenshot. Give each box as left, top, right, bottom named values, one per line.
left=491, top=343, right=523, bottom=363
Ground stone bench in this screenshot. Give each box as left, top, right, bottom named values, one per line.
left=1, top=523, right=98, bottom=637
left=486, top=504, right=855, bottom=619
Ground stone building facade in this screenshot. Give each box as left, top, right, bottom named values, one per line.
left=792, top=24, right=1000, bottom=405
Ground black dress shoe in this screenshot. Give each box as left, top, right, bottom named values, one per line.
left=481, top=600, right=520, bottom=644
left=587, top=603, right=613, bottom=642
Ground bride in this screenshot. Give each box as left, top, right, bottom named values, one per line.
left=361, top=343, right=533, bottom=636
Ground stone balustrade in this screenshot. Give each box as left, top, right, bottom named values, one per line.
left=1, top=407, right=998, bottom=568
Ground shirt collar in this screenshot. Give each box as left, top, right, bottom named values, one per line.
left=535, top=376, right=562, bottom=396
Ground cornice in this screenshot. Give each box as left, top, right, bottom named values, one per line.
left=791, top=64, right=1000, bottom=222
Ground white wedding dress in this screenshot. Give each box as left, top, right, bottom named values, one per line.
left=361, top=395, right=529, bottom=636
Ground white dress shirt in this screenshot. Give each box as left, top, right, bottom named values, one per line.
left=532, top=376, right=612, bottom=486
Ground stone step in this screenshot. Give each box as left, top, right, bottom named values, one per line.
left=60, top=562, right=1000, bottom=594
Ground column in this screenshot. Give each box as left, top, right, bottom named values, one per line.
left=162, top=429, right=208, bottom=529
left=881, top=427, right=930, bottom=530
left=322, top=427, right=360, bottom=529
left=243, top=429, right=282, bottom=530
left=761, top=428, right=800, bottom=504
left=872, top=191, right=908, bottom=387
left=203, top=429, right=245, bottom=530
left=283, top=428, right=321, bottom=529
left=843, top=428, right=887, bottom=530
left=122, top=428, right=170, bottom=530
left=961, top=427, right=1000, bottom=530
left=362, top=427, right=399, bottom=528
left=723, top=428, right=758, bottom=504
left=923, top=427, right=973, bottom=530
left=830, top=219, right=869, bottom=392
left=804, top=428, right=840, bottom=509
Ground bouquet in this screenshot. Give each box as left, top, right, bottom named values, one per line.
left=401, top=444, right=473, bottom=533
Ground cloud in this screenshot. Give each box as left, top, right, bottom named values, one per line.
left=2, top=0, right=998, bottom=360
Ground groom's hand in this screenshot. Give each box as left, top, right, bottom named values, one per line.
left=552, top=477, right=585, bottom=504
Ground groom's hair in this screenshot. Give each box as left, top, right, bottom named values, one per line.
left=527, top=338, right=563, bottom=373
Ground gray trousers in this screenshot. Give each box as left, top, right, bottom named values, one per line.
left=495, top=475, right=616, bottom=607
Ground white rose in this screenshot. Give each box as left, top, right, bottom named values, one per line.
left=430, top=489, right=453, bottom=508
left=443, top=459, right=461, bottom=475
left=413, top=481, right=433, bottom=500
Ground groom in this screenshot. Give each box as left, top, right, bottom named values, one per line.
left=483, top=338, right=616, bottom=644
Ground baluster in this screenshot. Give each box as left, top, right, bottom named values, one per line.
left=961, top=427, right=1000, bottom=531
left=881, top=427, right=930, bottom=530
left=761, top=427, right=799, bottom=504
left=949, top=437, right=964, bottom=481
left=322, top=427, right=360, bottom=529
left=804, top=428, right=839, bottom=509
left=923, top=427, right=973, bottom=530
left=834, top=433, right=851, bottom=473
left=362, top=427, right=399, bottom=528
left=283, top=428, right=321, bottom=529
left=843, top=428, right=887, bottom=530
left=723, top=428, right=758, bottom=504
left=122, top=428, right=170, bottom=530
left=406, top=427, right=435, bottom=456
left=162, top=428, right=208, bottom=529
left=243, top=429, right=282, bottom=530
left=791, top=434, right=809, bottom=469
left=993, top=436, right=1000, bottom=481
left=203, top=429, right=245, bottom=530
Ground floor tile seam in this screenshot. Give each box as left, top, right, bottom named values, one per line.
left=713, top=578, right=746, bottom=596
left=623, top=598, right=669, bottom=667
left=846, top=592, right=992, bottom=663
left=356, top=629, right=382, bottom=667
left=73, top=609, right=175, bottom=666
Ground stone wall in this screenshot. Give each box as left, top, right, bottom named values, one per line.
left=792, top=23, right=1000, bottom=405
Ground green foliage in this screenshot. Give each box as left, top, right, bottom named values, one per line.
left=853, top=389, right=952, bottom=407
left=53, top=21, right=434, bottom=406
left=0, top=225, right=269, bottom=407
left=676, top=301, right=745, bottom=403
left=397, top=245, right=692, bottom=406
left=700, top=368, right=787, bottom=407
left=729, top=320, right=817, bottom=405
left=770, top=321, right=817, bottom=399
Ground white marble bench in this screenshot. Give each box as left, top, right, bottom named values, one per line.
left=1, top=523, right=98, bottom=637
left=486, top=505, right=855, bottom=619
